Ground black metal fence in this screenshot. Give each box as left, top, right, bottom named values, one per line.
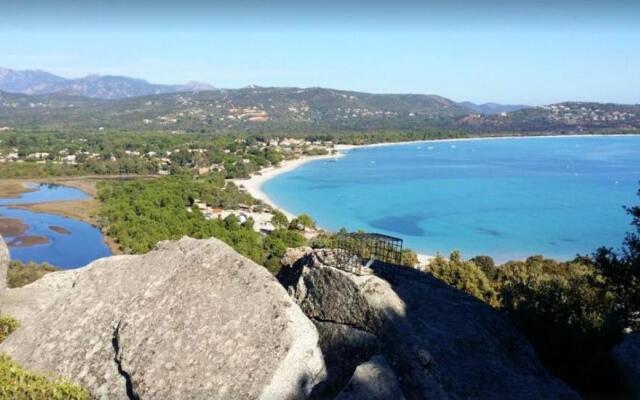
left=333, top=232, right=403, bottom=269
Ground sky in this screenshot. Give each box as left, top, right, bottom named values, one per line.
left=1, top=0, right=639, bottom=105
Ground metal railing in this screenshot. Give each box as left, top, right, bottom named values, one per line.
left=332, top=232, right=403, bottom=272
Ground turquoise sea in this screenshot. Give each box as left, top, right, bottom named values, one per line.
left=263, top=136, right=640, bottom=262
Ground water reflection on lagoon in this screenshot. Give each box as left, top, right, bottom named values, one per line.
left=0, top=184, right=111, bottom=269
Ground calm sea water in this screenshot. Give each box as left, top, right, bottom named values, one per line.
left=263, top=136, right=640, bottom=262
left=0, top=184, right=111, bottom=268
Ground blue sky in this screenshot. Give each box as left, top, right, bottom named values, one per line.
left=1, top=0, right=639, bottom=105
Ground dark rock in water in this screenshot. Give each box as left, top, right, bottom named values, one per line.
left=612, top=333, right=640, bottom=399
left=0, top=237, right=326, bottom=399
left=335, top=355, right=406, bottom=400
left=49, top=225, right=71, bottom=235
left=279, top=247, right=580, bottom=400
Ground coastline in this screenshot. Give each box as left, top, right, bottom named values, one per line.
left=232, top=147, right=438, bottom=263
left=232, top=133, right=640, bottom=266
left=341, top=132, right=640, bottom=150
left=232, top=132, right=639, bottom=216
left=232, top=152, right=345, bottom=219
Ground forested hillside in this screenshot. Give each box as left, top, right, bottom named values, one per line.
left=1, top=87, right=638, bottom=135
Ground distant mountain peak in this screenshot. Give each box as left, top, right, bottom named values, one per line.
left=0, top=67, right=214, bottom=99
left=180, top=81, right=215, bottom=92
left=459, top=101, right=530, bottom=114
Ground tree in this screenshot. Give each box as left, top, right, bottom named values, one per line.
left=590, top=192, right=640, bottom=333
left=271, top=210, right=289, bottom=229
left=290, top=213, right=315, bottom=230
left=263, top=229, right=306, bottom=259
left=428, top=251, right=499, bottom=307
left=401, top=249, right=419, bottom=267
left=470, top=255, right=497, bottom=279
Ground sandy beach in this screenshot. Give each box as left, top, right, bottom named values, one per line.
left=231, top=135, right=580, bottom=217
left=232, top=147, right=438, bottom=265
left=232, top=134, right=639, bottom=266
left=232, top=151, right=346, bottom=219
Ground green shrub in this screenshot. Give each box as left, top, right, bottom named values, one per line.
left=270, top=210, right=289, bottom=229
left=469, top=255, right=496, bottom=279
left=428, top=251, right=499, bottom=307
left=0, top=315, right=19, bottom=343
left=289, top=213, right=315, bottom=230
left=7, top=261, right=59, bottom=288
left=308, top=233, right=335, bottom=249
left=401, top=249, right=419, bottom=267
left=263, top=229, right=306, bottom=259
left=0, top=354, right=90, bottom=400
left=98, top=177, right=265, bottom=263
left=263, top=256, right=283, bottom=275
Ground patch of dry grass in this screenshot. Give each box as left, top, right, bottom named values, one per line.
left=0, top=181, right=33, bottom=198
left=15, top=199, right=100, bottom=225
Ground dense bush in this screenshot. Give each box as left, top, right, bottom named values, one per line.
left=426, top=189, right=640, bottom=393
left=270, top=210, right=289, bottom=229
left=289, top=213, right=316, bottom=230
left=98, top=176, right=319, bottom=272
left=428, top=252, right=625, bottom=391
left=400, top=249, right=419, bottom=267
left=98, top=175, right=265, bottom=262
left=0, top=354, right=90, bottom=400
left=0, top=315, right=19, bottom=343
left=263, top=229, right=306, bottom=274
left=428, top=251, right=499, bottom=307
left=499, top=257, right=620, bottom=389
left=7, top=261, right=59, bottom=288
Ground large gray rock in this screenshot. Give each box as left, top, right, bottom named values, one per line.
left=612, top=333, right=640, bottom=399
left=335, top=355, right=406, bottom=400
left=279, top=248, right=580, bottom=400
left=0, top=237, right=326, bottom=399
left=0, top=235, right=7, bottom=297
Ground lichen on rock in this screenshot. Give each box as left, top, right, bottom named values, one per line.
left=279, top=247, right=581, bottom=400
left=0, top=235, right=8, bottom=298
left=0, top=237, right=327, bottom=399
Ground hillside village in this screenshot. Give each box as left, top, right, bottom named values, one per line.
left=541, top=103, right=638, bottom=124
left=2, top=84, right=640, bottom=135
left=0, top=135, right=335, bottom=176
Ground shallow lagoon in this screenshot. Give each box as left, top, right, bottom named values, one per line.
left=263, top=136, right=640, bottom=262
left=0, top=184, right=111, bottom=268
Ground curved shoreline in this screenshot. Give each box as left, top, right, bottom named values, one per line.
left=233, top=133, right=639, bottom=217
left=232, top=152, right=347, bottom=219
left=232, top=133, right=639, bottom=266
left=344, top=132, right=640, bottom=150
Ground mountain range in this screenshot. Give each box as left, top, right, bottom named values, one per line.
left=0, top=67, right=526, bottom=112
left=0, top=67, right=213, bottom=99
left=0, top=67, right=638, bottom=135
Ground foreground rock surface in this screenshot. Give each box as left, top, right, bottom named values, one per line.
left=0, top=237, right=326, bottom=399
left=612, top=333, right=640, bottom=399
left=279, top=248, right=580, bottom=400
left=0, top=235, right=7, bottom=297
left=335, top=355, right=406, bottom=400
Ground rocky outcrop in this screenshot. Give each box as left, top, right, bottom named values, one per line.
left=0, top=235, right=7, bottom=297
left=279, top=248, right=580, bottom=400
left=335, top=355, right=406, bottom=400
left=0, top=237, right=326, bottom=399
left=612, top=333, right=640, bottom=398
